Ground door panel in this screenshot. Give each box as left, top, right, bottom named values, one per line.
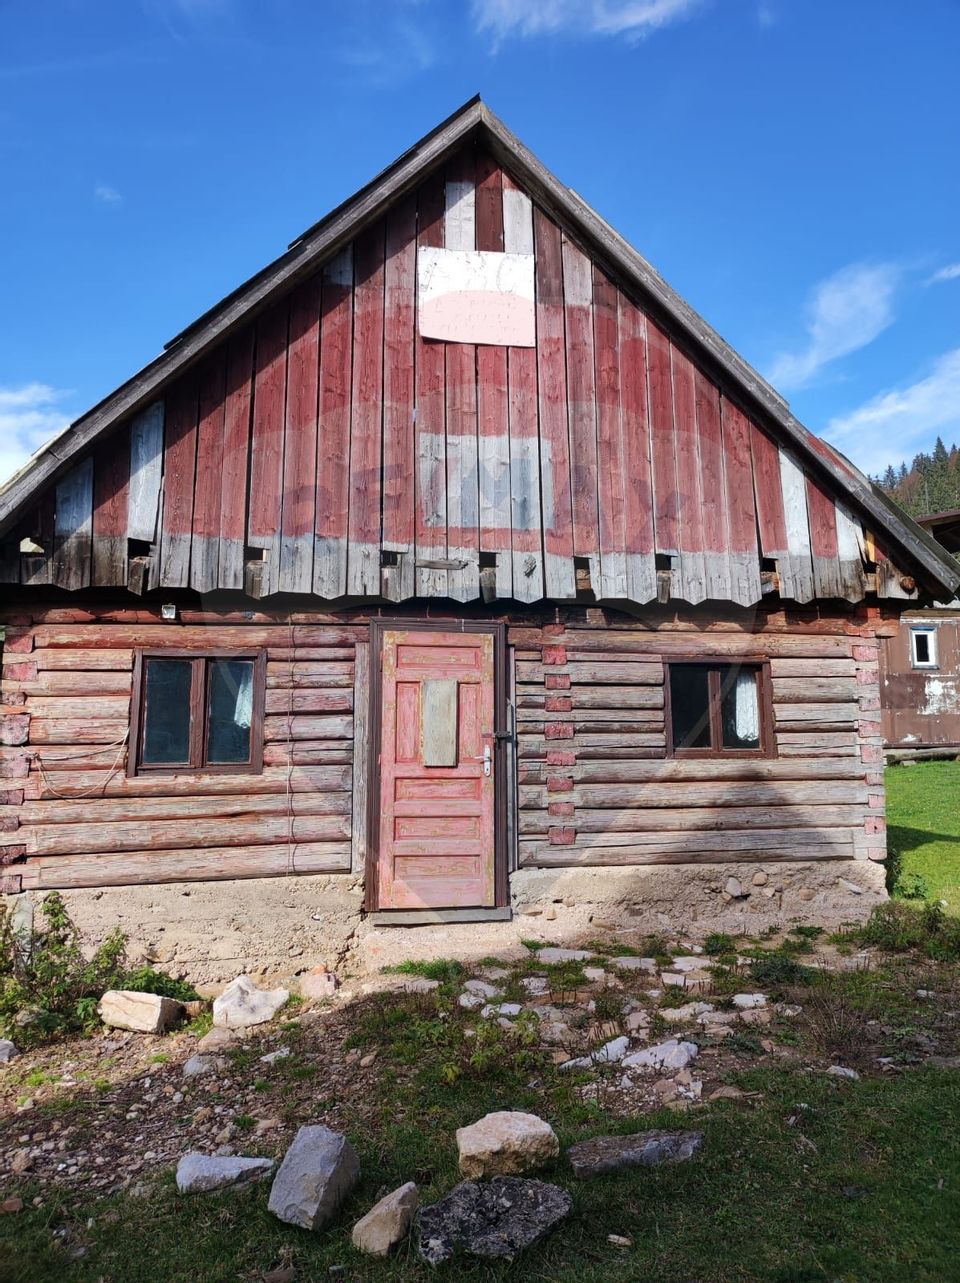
left=378, top=628, right=496, bottom=909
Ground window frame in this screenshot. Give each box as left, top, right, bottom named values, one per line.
left=664, top=658, right=774, bottom=760
left=909, top=626, right=938, bottom=670
left=129, top=649, right=267, bottom=777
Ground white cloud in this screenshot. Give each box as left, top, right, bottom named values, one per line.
left=927, top=262, right=960, bottom=284
left=0, top=384, right=73, bottom=488
left=471, top=0, right=704, bottom=42
left=94, top=183, right=122, bottom=205
left=766, top=262, right=900, bottom=391
left=824, top=348, right=960, bottom=476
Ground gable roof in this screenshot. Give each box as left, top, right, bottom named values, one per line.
left=2, top=95, right=957, bottom=599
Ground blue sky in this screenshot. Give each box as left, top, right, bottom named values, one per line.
left=1, top=0, right=958, bottom=487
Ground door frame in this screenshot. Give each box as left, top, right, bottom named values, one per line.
left=365, top=618, right=510, bottom=913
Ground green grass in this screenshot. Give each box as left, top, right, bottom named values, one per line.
left=887, top=761, right=960, bottom=909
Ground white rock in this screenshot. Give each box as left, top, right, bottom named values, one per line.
left=622, top=1039, right=698, bottom=1072
left=458, top=992, right=485, bottom=1011
left=560, top=1035, right=631, bottom=1071
left=583, top=967, right=607, bottom=982
left=298, top=970, right=339, bottom=1001
left=183, top=1054, right=227, bottom=1079
left=660, top=972, right=687, bottom=988
left=837, top=878, right=864, bottom=895
left=725, top=876, right=745, bottom=898
left=98, top=990, right=183, bottom=1034
left=401, top=977, right=440, bottom=994
left=480, top=1003, right=522, bottom=1019
left=268, top=1125, right=360, bottom=1230
left=463, top=979, right=500, bottom=998
left=660, top=1002, right=714, bottom=1024
left=610, top=956, right=657, bottom=973
left=176, top=1153, right=275, bottom=1194
left=732, top=993, right=767, bottom=1009
left=775, top=1003, right=803, bottom=1018
left=625, top=1010, right=651, bottom=1033
left=537, top=948, right=591, bottom=964
left=456, top=1110, right=559, bottom=1178
left=213, top=976, right=289, bottom=1029
left=670, top=957, right=708, bottom=972
left=521, top=976, right=550, bottom=996
left=698, top=1009, right=736, bottom=1025
left=0, top=1040, right=19, bottom=1064
left=260, top=1047, right=291, bottom=1065
left=351, top=1181, right=419, bottom=1256
left=826, top=1065, right=860, bottom=1080
left=197, top=1026, right=238, bottom=1052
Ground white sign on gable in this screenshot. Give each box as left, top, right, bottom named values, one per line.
left=417, top=247, right=536, bottom=347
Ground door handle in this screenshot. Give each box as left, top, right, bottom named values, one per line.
left=482, top=744, right=492, bottom=776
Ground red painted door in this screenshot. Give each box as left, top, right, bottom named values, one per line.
left=377, top=629, right=497, bottom=910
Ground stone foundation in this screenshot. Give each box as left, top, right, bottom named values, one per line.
left=3, top=858, right=886, bottom=988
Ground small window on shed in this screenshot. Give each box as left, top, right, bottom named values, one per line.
left=910, top=627, right=938, bottom=669
left=666, top=662, right=771, bottom=757
left=131, top=651, right=266, bottom=776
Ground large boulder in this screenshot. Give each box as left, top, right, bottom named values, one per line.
left=417, top=1177, right=572, bottom=1264
left=456, top=1111, right=559, bottom=1178
left=98, top=990, right=183, bottom=1034
left=268, top=1125, right=360, bottom=1230
left=567, top=1130, right=705, bottom=1179
left=213, top=975, right=289, bottom=1029
left=176, top=1153, right=275, bottom=1194
left=351, top=1181, right=419, bottom=1256
left=622, top=1039, right=698, bottom=1071
left=0, top=1040, right=19, bottom=1064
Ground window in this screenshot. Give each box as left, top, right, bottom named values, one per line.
left=910, top=627, right=938, bottom=669
left=130, top=651, right=266, bottom=775
left=666, top=662, right=770, bottom=757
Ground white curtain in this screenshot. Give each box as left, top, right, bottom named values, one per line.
left=233, top=664, right=254, bottom=729
left=734, top=672, right=759, bottom=743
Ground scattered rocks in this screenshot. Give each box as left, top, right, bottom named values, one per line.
left=97, top=991, right=183, bottom=1035
left=826, top=1065, right=860, bottom=1081
left=536, top=948, right=591, bottom=964
left=567, top=1129, right=705, bottom=1178
left=298, top=969, right=340, bottom=1002
left=268, top=1125, right=360, bottom=1231
left=0, top=1040, right=19, bottom=1064
left=622, top=1039, right=698, bottom=1072
left=175, top=1153, right=275, bottom=1194
left=213, top=976, right=289, bottom=1029
left=732, top=993, right=767, bottom=1009
left=561, top=1036, right=630, bottom=1071
left=352, top=1181, right=419, bottom=1256
left=417, top=1177, right=572, bottom=1264
left=456, top=1111, right=559, bottom=1178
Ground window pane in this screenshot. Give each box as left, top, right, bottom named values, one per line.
left=670, top=665, right=712, bottom=749
left=721, top=668, right=761, bottom=750
left=913, top=632, right=931, bottom=665
left=142, top=660, right=193, bottom=764
left=207, top=660, right=255, bottom=764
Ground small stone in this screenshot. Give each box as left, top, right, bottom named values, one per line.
left=543, top=906, right=557, bottom=921
left=608, top=1233, right=632, bottom=1249
left=622, top=1039, right=698, bottom=1072
left=521, top=976, right=549, bottom=996
left=213, top=975, right=289, bottom=1029
left=798, top=888, right=816, bottom=902
left=739, top=1008, right=772, bottom=1026
left=752, top=870, right=769, bottom=886
left=838, top=878, right=864, bottom=895
left=583, top=967, right=606, bottom=982
left=480, top=1003, right=522, bottom=1019
left=708, top=1084, right=749, bottom=1101
left=1, top=1198, right=23, bottom=1214
left=259, top=1047, right=291, bottom=1065
left=724, top=876, right=744, bottom=898
left=360, top=1051, right=378, bottom=1068
left=182, top=1054, right=226, bottom=1079
left=456, top=1111, right=559, bottom=1178
left=98, top=991, right=183, bottom=1034
left=299, top=969, right=340, bottom=1001
left=401, top=978, right=440, bottom=994
left=670, top=957, right=707, bottom=972
left=560, top=1035, right=630, bottom=1071
left=176, top=1153, right=275, bottom=1194
left=268, top=1125, right=360, bottom=1230
left=611, top=956, right=656, bottom=973
left=536, top=948, right=591, bottom=963
left=660, top=972, right=687, bottom=988
left=255, top=1117, right=280, bottom=1136
left=0, top=1039, right=19, bottom=1064
left=352, top=1181, right=419, bottom=1256
left=567, top=1129, right=704, bottom=1179
left=417, top=1177, right=571, bottom=1265
left=775, top=1003, right=803, bottom=1018
left=732, top=993, right=767, bottom=1009
left=916, top=989, right=936, bottom=999
left=458, top=992, right=485, bottom=1010
left=826, top=1065, right=860, bottom=1081
left=463, top=979, right=501, bottom=999
left=660, top=1002, right=714, bottom=1024
left=197, top=1026, right=237, bottom=1053
left=10, top=1149, right=32, bottom=1174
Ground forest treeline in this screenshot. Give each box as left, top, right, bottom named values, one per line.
left=874, top=438, right=960, bottom=517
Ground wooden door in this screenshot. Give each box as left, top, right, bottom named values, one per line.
left=377, top=628, right=497, bottom=910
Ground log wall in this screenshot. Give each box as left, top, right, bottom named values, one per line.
left=0, top=602, right=892, bottom=894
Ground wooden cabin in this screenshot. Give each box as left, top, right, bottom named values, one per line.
left=881, top=510, right=960, bottom=757
left=1, top=100, right=958, bottom=979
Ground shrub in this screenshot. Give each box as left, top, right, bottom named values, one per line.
left=748, top=954, right=815, bottom=989
left=857, top=901, right=960, bottom=961
left=0, top=892, right=195, bottom=1046
left=896, top=872, right=930, bottom=902
left=703, top=932, right=738, bottom=956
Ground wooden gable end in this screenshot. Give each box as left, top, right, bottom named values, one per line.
left=0, top=144, right=919, bottom=608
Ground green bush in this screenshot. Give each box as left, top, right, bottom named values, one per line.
left=857, top=900, right=960, bottom=961
left=0, top=892, right=196, bottom=1046
left=748, top=953, right=815, bottom=989
left=703, top=932, right=738, bottom=956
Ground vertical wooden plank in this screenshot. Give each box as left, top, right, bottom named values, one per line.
left=694, top=368, right=732, bottom=602
left=382, top=194, right=417, bottom=602
left=444, top=154, right=480, bottom=602
left=617, top=295, right=657, bottom=604
left=534, top=209, right=576, bottom=599
left=749, top=421, right=789, bottom=557
left=720, top=398, right=762, bottom=605
left=476, top=155, right=512, bottom=600
left=127, top=401, right=164, bottom=543
left=279, top=274, right=321, bottom=595
left=315, top=246, right=353, bottom=600
left=503, top=173, right=543, bottom=602
left=159, top=379, right=199, bottom=588
left=348, top=223, right=386, bottom=597
left=219, top=328, right=255, bottom=590
left=191, top=357, right=227, bottom=593
left=350, top=641, right=369, bottom=875
left=778, top=449, right=816, bottom=603
left=53, top=458, right=94, bottom=590
left=562, top=233, right=600, bottom=590
left=806, top=473, right=843, bottom=599
left=835, top=502, right=866, bottom=602
left=671, top=346, right=706, bottom=604
left=248, top=301, right=289, bottom=596
left=415, top=172, right=449, bottom=597
left=21, top=492, right=55, bottom=586
left=92, top=427, right=130, bottom=587
left=647, top=320, right=680, bottom=573
left=593, top=265, right=627, bottom=599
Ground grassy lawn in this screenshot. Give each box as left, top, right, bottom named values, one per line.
left=887, top=761, right=960, bottom=909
